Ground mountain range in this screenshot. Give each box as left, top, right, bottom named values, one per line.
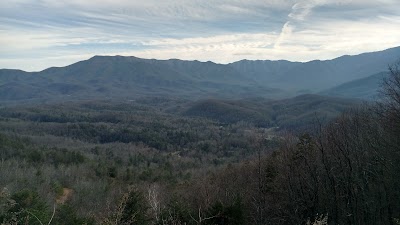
left=1, top=46, right=399, bottom=103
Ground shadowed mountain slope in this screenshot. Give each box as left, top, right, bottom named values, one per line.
left=320, top=72, right=389, bottom=100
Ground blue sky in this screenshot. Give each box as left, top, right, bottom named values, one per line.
left=1, top=0, right=400, bottom=71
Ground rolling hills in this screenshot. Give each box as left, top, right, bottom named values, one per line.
left=181, top=94, right=359, bottom=129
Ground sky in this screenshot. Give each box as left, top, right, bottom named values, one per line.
left=1, top=0, right=400, bottom=71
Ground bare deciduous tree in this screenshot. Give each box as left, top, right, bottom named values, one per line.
left=380, top=61, right=400, bottom=136
left=147, top=183, right=162, bottom=222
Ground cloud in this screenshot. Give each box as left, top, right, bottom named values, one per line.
left=275, top=0, right=326, bottom=49
left=0, top=0, right=400, bottom=71
left=289, top=1, right=319, bottom=21
left=274, top=22, right=293, bottom=48
left=132, top=17, right=400, bottom=62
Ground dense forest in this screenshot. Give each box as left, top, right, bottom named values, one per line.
left=1, top=64, right=400, bottom=225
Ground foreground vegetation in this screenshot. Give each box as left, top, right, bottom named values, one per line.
left=1, top=65, right=400, bottom=225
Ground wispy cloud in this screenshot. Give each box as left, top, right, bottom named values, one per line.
left=0, top=0, right=399, bottom=71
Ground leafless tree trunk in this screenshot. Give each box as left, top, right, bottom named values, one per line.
left=147, top=183, right=162, bottom=222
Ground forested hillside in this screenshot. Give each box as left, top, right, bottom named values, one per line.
left=182, top=95, right=358, bottom=129
left=1, top=63, right=400, bottom=224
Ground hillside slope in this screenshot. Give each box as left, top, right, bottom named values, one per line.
left=182, top=94, right=359, bottom=129
left=320, top=72, right=388, bottom=99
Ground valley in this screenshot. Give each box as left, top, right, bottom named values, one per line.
left=1, top=47, right=400, bottom=224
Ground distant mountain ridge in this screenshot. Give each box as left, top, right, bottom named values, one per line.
left=0, top=46, right=399, bottom=103
left=0, top=55, right=279, bottom=103
left=230, top=46, right=400, bottom=93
